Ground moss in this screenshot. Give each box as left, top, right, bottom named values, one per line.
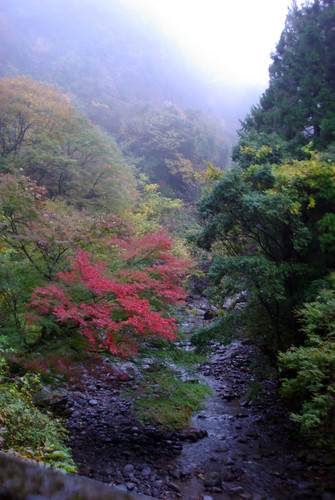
left=127, top=364, right=212, bottom=430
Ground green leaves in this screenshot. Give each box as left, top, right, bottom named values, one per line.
left=192, top=151, right=335, bottom=352
left=0, top=76, right=136, bottom=215
left=317, top=213, right=335, bottom=253
left=279, top=276, right=335, bottom=445
left=240, top=1, right=335, bottom=153
left=0, top=342, right=76, bottom=471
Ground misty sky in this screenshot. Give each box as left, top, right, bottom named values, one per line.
left=120, top=0, right=298, bottom=90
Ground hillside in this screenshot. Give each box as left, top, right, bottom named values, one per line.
left=0, top=0, right=256, bottom=201
left=1, top=1, right=335, bottom=498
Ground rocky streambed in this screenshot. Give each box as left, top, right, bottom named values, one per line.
left=54, top=297, right=335, bottom=500
left=171, top=340, right=335, bottom=499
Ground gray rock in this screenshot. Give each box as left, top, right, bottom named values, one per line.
left=114, top=362, right=142, bottom=380
left=88, top=399, right=99, bottom=405
left=123, top=463, right=135, bottom=474
left=168, top=482, right=181, bottom=493
left=169, top=469, right=181, bottom=479
left=229, top=486, right=244, bottom=494
left=141, top=465, right=152, bottom=477
left=204, top=471, right=222, bottom=487
left=113, top=484, right=128, bottom=492
left=221, top=469, right=236, bottom=482
left=222, top=456, right=235, bottom=466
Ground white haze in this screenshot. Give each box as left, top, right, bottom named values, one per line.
left=120, top=0, right=299, bottom=91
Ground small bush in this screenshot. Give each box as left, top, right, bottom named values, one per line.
left=0, top=338, right=76, bottom=472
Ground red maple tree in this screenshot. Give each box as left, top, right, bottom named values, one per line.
left=27, top=231, right=190, bottom=356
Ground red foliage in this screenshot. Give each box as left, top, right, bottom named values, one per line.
left=27, top=231, right=190, bottom=357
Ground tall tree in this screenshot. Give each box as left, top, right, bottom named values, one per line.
left=240, top=0, right=335, bottom=153
left=0, top=76, right=137, bottom=214
left=191, top=154, right=335, bottom=353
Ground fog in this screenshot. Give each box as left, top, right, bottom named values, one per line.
left=0, top=0, right=292, bottom=134
left=120, top=0, right=296, bottom=88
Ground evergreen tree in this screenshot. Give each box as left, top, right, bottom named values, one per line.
left=240, top=0, right=335, bottom=153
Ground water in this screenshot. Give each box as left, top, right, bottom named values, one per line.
left=169, top=342, right=334, bottom=500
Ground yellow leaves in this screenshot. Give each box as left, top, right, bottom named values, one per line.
left=200, top=162, right=225, bottom=191
left=239, top=144, right=273, bottom=161
left=144, top=183, right=160, bottom=193
left=307, top=195, right=316, bottom=210
left=91, top=100, right=109, bottom=110
left=240, top=145, right=254, bottom=156
left=266, top=154, right=335, bottom=215
left=131, top=177, right=185, bottom=235
left=0, top=75, right=77, bottom=151
left=166, top=153, right=195, bottom=183
left=289, top=201, right=302, bottom=215
left=273, top=153, right=335, bottom=187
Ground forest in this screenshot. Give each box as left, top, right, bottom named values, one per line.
left=0, top=0, right=335, bottom=498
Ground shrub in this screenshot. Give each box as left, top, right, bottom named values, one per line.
left=279, top=274, right=335, bottom=448
left=0, top=338, right=76, bottom=472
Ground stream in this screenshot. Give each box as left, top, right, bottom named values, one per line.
left=56, top=295, right=335, bottom=499
left=171, top=340, right=335, bottom=499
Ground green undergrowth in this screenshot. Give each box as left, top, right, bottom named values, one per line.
left=242, top=352, right=278, bottom=404
left=127, top=363, right=213, bottom=430
left=278, top=276, right=335, bottom=450
left=139, top=337, right=208, bottom=367
left=190, top=315, right=236, bottom=350
left=0, top=338, right=77, bottom=473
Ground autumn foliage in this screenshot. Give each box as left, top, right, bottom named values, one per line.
left=27, top=231, right=190, bottom=356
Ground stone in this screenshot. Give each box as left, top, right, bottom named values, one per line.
left=112, top=484, right=128, bottom=492
left=168, top=482, right=181, bottom=493
left=88, top=399, right=99, bottom=406
left=115, top=362, right=142, bottom=380
left=123, top=464, right=135, bottom=474
left=204, top=472, right=222, bottom=487
left=87, top=384, right=97, bottom=391
left=221, top=469, right=236, bottom=482
left=141, top=465, right=152, bottom=477
left=229, top=486, right=244, bottom=494
left=222, top=456, right=235, bottom=466
left=246, top=431, right=259, bottom=438
left=169, top=469, right=181, bottom=479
